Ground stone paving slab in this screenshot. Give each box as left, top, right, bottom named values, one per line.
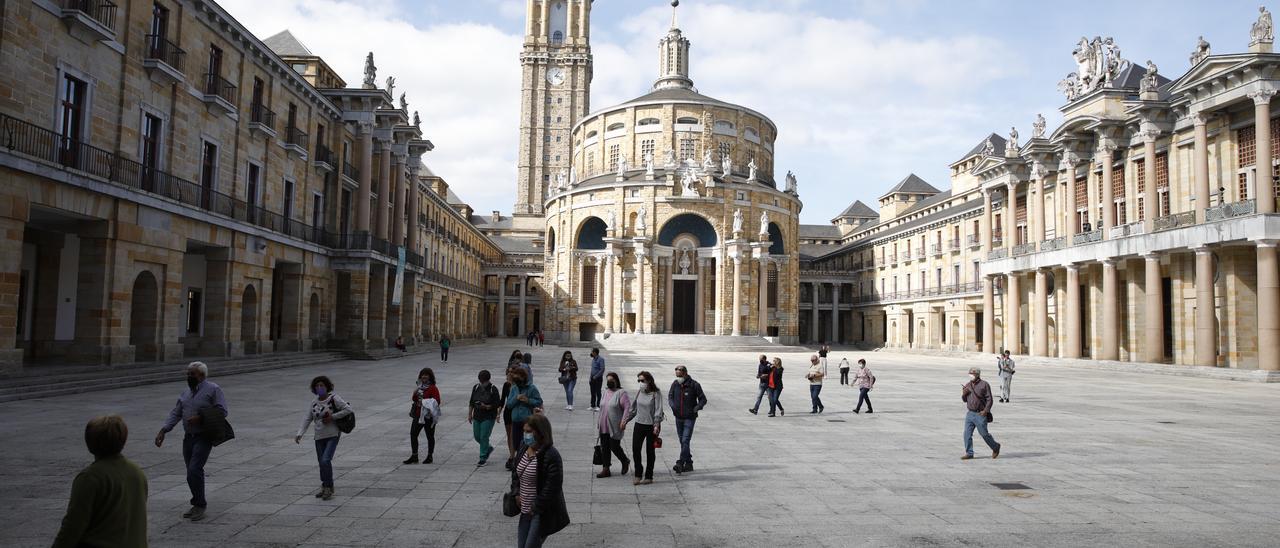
left=2, top=342, right=1280, bottom=546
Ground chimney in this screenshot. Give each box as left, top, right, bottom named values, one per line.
left=491, top=210, right=501, bottom=223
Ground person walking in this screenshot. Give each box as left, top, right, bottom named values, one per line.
left=509, top=349, right=525, bottom=368
left=154, top=361, right=227, bottom=522
left=852, top=359, right=875, bottom=414
left=405, top=367, right=441, bottom=464
left=667, top=366, right=707, bottom=474
left=748, top=354, right=772, bottom=415
left=558, top=351, right=578, bottom=411
left=537, top=330, right=545, bottom=347
left=519, top=352, right=534, bottom=384
left=527, top=330, right=536, bottom=347
left=507, top=367, right=543, bottom=469
left=468, top=369, right=502, bottom=467
left=997, top=350, right=1016, bottom=403
left=54, top=416, right=148, bottom=548
left=502, top=366, right=517, bottom=470
left=588, top=347, right=605, bottom=412
left=439, top=335, right=451, bottom=362
left=818, top=344, right=830, bottom=370
left=294, top=376, right=353, bottom=500
left=595, top=372, right=632, bottom=478
left=961, top=367, right=1001, bottom=460
left=622, top=371, right=664, bottom=485
left=512, top=414, right=570, bottom=548
left=838, top=357, right=851, bottom=385
left=806, top=354, right=826, bottom=414
left=765, top=357, right=785, bottom=417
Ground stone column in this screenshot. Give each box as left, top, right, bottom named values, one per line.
left=694, top=258, right=705, bottom=333
left=497, top=275, right=506, bottom=337
left=982, top=189, right=993, bottom=250
left=1065, top=264, right=1080, bottom=358
left=982, top=275, right=995, bottom=354
left=1194, top=113, right=1210, bottom=222
left=1192, top=247, right=1214, bottom=363
left=1253, top=90, right=1277, bottom=213
left=391, top=157, right=406, bottom=246
left=518, top=274, right=528, bottom=336
left=376, top=142, right=392, bottom=241
left=810, top=281, right=819, bottom=343
left=831, top=282, right=841, bottom=343
left=356, top=124, right=374, bottom=234
left=406, top=177, right=419, bottom=250
left=1100, top=259, right=1118, bottom=360
left=1034, top=168, right=1047, bottom=243
left=637, top=254, right=647, bottom=334
left=1005, top=182, right=1017, bottom=247
left=758, top=258, right=769, bottom=337
left=1098, top=142, right=1115, bottom=234
left=1061, top=155, right=1078, bottom=237
left=1005, top=273, right=1020, bottom=354
left=731, top=256, right=742, bottom=336
left=1144, top=253, right=1164, bottom=363
left=1033, top=269, right=1048, bottom=357
left=1257, top=240, right=1279, bottom=370
left=1142, top=127, right=1159, bottom=230
left=664, top=257, right=674, bottom=333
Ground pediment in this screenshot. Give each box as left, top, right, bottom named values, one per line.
left=1168, top=54, right=1268, bottom=94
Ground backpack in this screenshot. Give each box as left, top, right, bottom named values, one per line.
left=330, top=398, right=356, bottom=434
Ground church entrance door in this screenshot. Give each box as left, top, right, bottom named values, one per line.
left=672, top=280, right=696, bottom=334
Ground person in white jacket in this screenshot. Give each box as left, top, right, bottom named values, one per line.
left=294, top=375, right=353, bottom=500
left=806, top=355, right=826, bottom=414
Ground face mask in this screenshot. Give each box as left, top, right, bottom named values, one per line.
left=315, top=387, right=327, bottom=397
left=187, top=376, right=199, bottom=390
left=523, top=432, right=535, bottom=446
left=968, top=374, right=977, bottom=382
left=607, top=381, right=619, bottom=390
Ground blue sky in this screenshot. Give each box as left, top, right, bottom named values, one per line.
left=226, top=0, right=1267, bottom=224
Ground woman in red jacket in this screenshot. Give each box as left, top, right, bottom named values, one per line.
left=405, top=367, right=441, bottom=464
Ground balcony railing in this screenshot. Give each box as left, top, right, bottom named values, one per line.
left=900, top=252, right=911, bottom=261
left=144, top=34, right=184, bottom=72
left=313, top=144, right=334, bottom=169
left=948, top=238, right=961, bottom=251
left=1040, top=236, right=1068, bottom=252
left=967, top=234, right=981, bottom=248
left=1073, top=229, right=1103, bottom=245
left=1111, top=221, right=1144, bottom=238
left=851, top=282, right=982, bottom=305
left=64, top=0, right=117, bottom=30
left=286, top=126, right=308, bottom=147
left=988, top=247, right=1008, bottom=260
left=915, top=248, right=925, bottom=259
left=342, top=161, right=359, bottom=181
left=991, top=237, right=1003, bottom=248
left=249, top=103, right=275, bottom=128
left=203, top=73, right=237, bottom=105
left=1153, top=211, right=1196, bottom=232
left=1012, top=242, right=1037, bottom=256
left=1205, top=199, right=1255, bottom=222
left=930, top=244, right=942, bottom=256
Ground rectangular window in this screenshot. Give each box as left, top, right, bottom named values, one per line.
left=283, top=179, right=295, bottom=220
left=954, top=264, right=961, bottom=285
left=640, top=139, right=655, bottom=162
left=312, top=192, right=324, bottom=231
left=1112, top=164, right=1126, bottom=224
left=246, top=163, right=260, bottom=206
left=141, top=113, right=162, bottom=190
left=208, top=45, right=223, bottom=76
left=186, top=289, right=202, bottom=334
left=150, top=3, right=170, bottom=57
left=936, top=268, right=942, bottom=289
left=199, top=141, right=218, bottom=208
left=680, top=138, right=695, bottom=161
left=608, top=144, right=619, bottom=172
left=58, top=73, right=88, bottom=166
left=767, top=268, right=778, bottom=308
left=1239, top=125, right=1257, bottom=167
left=287, top=102, right=298, bottom=131
left=582, top=264, right=598, bottom=304
left=340, top=188, right=351, bottom=235
left=718, top=141, right=731, bottom=160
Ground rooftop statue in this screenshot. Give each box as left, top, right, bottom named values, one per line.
left=1252, top=6, right=1274, bottom=44
left=1190, top=36, right=1211, bottom=66
left=385, top=76, right=396, bottom=100
left=1032, top=114, right=1047, bottom=139
left=362, top=52, right=376, bottom=88
left=1140, top=60, right=1160, bottom=94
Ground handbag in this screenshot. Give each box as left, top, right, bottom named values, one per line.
left=558, top=374, right=570, bottom=385
left=653, top=436, right=663, bottom=449
left=331, top=399, right=356, bottom=434
left=502, top=491, right=520, bottom=517
left=592, top=444, right=605, bottom=465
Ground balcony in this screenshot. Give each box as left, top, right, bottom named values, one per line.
left=61, top=0, right=117, bottom=44
left=283, top=126, right=308, bottom=158
left=342, top=162, right=359, bottom=182
left=201, top=73, right=237, bottom=116
left=1153, top=211, right=1196, bottom=232
left=312, top=144, right=335, bottom=172
left=949, top=238, right=961, bottom=252
left=142, top=34, right=184, bottom=85
left=930, top=244, right=943, bottom=256
left=1073, top=229, right=1102, bottom=246
left=1111, top=221, right=1144, bottom=238
left=988, top=247, right=1008, bottom=260
left=900, top=251, right=911, bottom=262
left=853, top=282, right=982, bottom=305
left=915, top=248, right=925, bottom=260
left=991, top=237, right=1003, bottom=248
left=1012, top=242, right=1037, bottom=256
left=967, top=234, right=981, bottom=249
left=1205, top=199, right=1255, bottom=222
left=247, top=104, right=276, bottom=138
left=1040, top=236, right=1068, bottom=252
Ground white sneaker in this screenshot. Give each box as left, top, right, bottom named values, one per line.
left=565, top=405, right=573, bottom=410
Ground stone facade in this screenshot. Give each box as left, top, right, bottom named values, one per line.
left=802, top=7, right=1280, bottom=372
left=0, top=1, right=497, bottom=373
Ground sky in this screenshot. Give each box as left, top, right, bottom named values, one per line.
left=220, top=0, right=1266, bottom=224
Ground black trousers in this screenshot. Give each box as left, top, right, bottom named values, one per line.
left=588, top=377, right=603, bottom=408
left=598, top=432, right=628, bottom=467
left=631, top=424, right=656, bottom=479
left=440, top=347, right=448, bottom=361
left=855, top=388, right=873, bottom=412
left=410, top=419, right=435, bottom=456
left=839, top=368, right=850, bottom=385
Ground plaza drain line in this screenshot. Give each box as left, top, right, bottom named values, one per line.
left=990, top=482, right=1032, bottom=490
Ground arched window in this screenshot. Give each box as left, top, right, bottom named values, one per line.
left=606, top=122, right=625, bottom=131
left=546, top=227, right=556, bottom=252
left=657, top=213, right=718, bottom=247
left=548, top=1, right=567, bottom=43
left=767, top=223, right=785, bottom=254
left=586, top=130, right=597, bottom=139
left=714, top=120, right=735, bottom=131
left=676, top=116, right=699, bottom=125
left=575, top=217, right=607, bottom=250
left=745, top=127, right=760, bottom=142
left=551, top=31, right=564, bottom=44
left=638, top=118, right=660, bottom=126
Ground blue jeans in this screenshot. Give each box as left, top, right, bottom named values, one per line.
left=752, top=384, right=768, bottom=412
left=963, top=410, right=999, bottom=456
left=315, top=436, right=340, bottom=487
left=855, top=387, right=873, bottom=412
left=809, top=384, right=824, bottom=411
left=182, top=433, right=213, bottom=507
left=517, top=513, right=544, bottom=548
left=473, top=418, right=495, bottom=461
left=674, top=418, right=696, bottom=466
left=563, top=378, right=577, bottom=406
left=768, top=388, right=783, bottom=415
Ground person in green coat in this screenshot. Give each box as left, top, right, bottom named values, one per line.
left=439, top=335, right=451, bottom=362
left=54, top=415, right=149, bottom=548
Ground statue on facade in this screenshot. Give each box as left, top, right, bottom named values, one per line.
left=1006, top=126, right=1019, bottom=155
left=636, top=205, right=648, bottom=232
left=1140, top=60, right=1160, bottom=94
left=1190, top=36, right=1211, bottom=65
left=556, top=168, right=568, bottom=191
left=1032, top=113, right=1047, bottom=139
left=982, top=137, right=995, bottom=157
left=1064, top=36, right=1130, bottom=99
left=747, top=158, right=758, bottom=181
left=784, top=171, right=798, bottom=193
left=702, top=150, right=714, bottom=173
left=644, top=151, right=655, bottom=176
left=607, top=209, right=617, bottom=231
left=732, top=208, right=744, bottom=234
left=399, top=93, right=408, bottom=111
left=362, top=52, right=377, bottom=88
left=721, top=154, right=732, bottom=176
left=1102, top=37, right=1124, bottom=86
left=569, top=168, right=578, bottom=186
left=385, top=76, right=396, bottom=99
left=678, top=248, right=692, bottom=275
left=664, top=148, right=677, bottom=168
left=1057, top=72, right=1081, bottom=101
left=619, top=155, right=630, bottom=176
left=758, top=210, right=770, bottom=235
left=681, top=170, right=699, bottom=196
left=413, top=111, right=421, bottom=128
left=1253, top=6, right=1274, bottom=44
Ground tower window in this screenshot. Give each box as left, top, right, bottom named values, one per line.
left=679, top=139, right=695, bottom=160
left=641, top=139, right=655, bottom=160
left=609, top=144, right=620, bottom=172
left=552, top=31, right=564, bottom=44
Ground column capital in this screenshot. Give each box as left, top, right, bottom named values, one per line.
left=1057, top=151, right=1078, bottom=171
left=1256, top=239, right=1280, bottom=248
left=1191, top=245, right=1213, bottom=255
left=1140, top=126, right=1161, bottom=144
left=1143, top=252, right=1162, bottom=261
left=1191, top=111, right=1211, bottom=127
left=1249, top=88, right=1278, bottom=105
left=1101, top=258, right=1117, bottom=267
left=1030, top=161, right=1049, bottom=180
left=1065, top=263, right=1080, bottom=273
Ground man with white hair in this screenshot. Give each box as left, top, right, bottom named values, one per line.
left=154, top=361, right=228, bottom=521
left=960, top=367, right=1000, bottom=460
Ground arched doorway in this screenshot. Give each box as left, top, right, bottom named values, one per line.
left=658, top=214, right=719, bottom=334
left=308, top=292, right=321, bottom=341
left=241, top=284, right=259, bottom=354
left=129, top=271, right=160, bottom=362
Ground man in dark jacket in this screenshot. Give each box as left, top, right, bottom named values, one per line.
left=748, top=355, right=771, bottom=415
left=961, top=367, right=1001, bottom=460
left=668, top=366, right=707, bottom=474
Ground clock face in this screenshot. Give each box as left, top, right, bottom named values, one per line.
left=546, top=67, right=565, bottom=86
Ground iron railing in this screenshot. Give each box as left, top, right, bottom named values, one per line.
left=286, top=126, right=308, bottom=148
left=249, top=103, right=275, bottom=129
left=64, top=0, right=117, bottom=30
left=144, top=34, right=184, bottom=71
left=342, top=161, right=359, bottom=181
left=967, top=234, right=981, bottom=247
left=1153, top=211, right=1196, bottom=232
left=313, top=144, right=333, bottom=166
left=1205, top=199, right=1255, bottom=222
left=949, top=238, right=961, bottom=251
left=930, top=244, right=942, bottom=256
left=1073, top=229, right=1102, bottom=245
left=850, top=282, right=982, bottom=305
left=203, top=73, right=237, bottom=105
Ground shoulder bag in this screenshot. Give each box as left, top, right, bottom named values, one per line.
left=331, top=398, right=356, bottom=434
left=502, top=491, right=520, bottom=517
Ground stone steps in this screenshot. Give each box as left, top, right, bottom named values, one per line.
left=0, top=350, right=349, bottom=403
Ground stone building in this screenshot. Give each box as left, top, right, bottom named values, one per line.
left=801, top=7, right=1280, bottom=372
left=0, top=0, right=497, bottom=373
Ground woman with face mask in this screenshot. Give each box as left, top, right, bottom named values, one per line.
left=405, top=368, right=441, bottom=464
left=506, top=367, right=543, bottom=471
left=620, top=371, right=663, bottom=485
left=295, top=375, right=352, bottom=501
left=558, top=351, right=578, bottom=411
left=511, top=414, right=569, bottom=547
left=595, top=372, right=631, bottom=478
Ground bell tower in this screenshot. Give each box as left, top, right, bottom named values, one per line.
left=515, top=0, right=593, bottom=218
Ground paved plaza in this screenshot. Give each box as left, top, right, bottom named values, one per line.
left=4, top=343, right=1280, bottom=547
